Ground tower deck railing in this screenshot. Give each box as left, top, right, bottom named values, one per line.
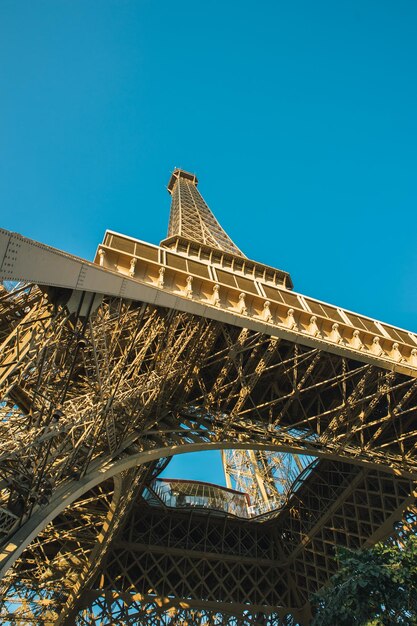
left=148, top=478, right=251, bottom=518
left=147, top=455, right=319, bottom=519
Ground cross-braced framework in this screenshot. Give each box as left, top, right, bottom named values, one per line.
left=70, top=462, right=415, bottom=625
left=0, top=169, right=416, bottom=624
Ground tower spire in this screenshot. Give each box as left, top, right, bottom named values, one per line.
left=162, top=168, right=245, bottom=257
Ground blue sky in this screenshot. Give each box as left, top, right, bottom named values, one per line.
left=1, top=1, right=416, bottom=485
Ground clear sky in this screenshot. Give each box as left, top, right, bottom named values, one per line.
left=1, top=1, right=416, bottom=485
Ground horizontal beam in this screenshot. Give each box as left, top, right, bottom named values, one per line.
left=113, top=539, right=284, bottom=568
left=1, top=228, right=416, bottom=377
left=77, top=590, right=297, bottom=621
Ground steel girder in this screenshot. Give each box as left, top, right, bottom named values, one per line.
left=0, top=281, right=416, bottom=623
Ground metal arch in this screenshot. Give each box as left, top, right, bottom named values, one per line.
left=3, top=456, right=415, bottom=624
left=0, top=464, right=165, bottom=625
left=0, top=478, right=118, bottom=625
left=1, top=438, right=416, bottom=582
left=70, top=462, right=415, bottom=625
left=1, top=280, right=417, bottom=623
left=1, top=169, right=417, bottom=623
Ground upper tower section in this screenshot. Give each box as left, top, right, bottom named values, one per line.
left=96, top=168, right=293, bottom=292
left=161, top=168, right=245, bottom=257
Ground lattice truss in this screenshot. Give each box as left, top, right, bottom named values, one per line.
left=1, top=279, right=417, bottom=623
left=222, top=449, right=314, bottom=514
left=76, top=599, right=295, bottom=626
left=166, top=170, right=244, bottom=256
left=0, top=481, right=115, bottom=624
left=72, top=462, right=414, bottom=626
left=75, top=599, right=294, bottom=626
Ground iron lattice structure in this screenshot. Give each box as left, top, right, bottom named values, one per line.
left=0, top=168, right=416, bottom=624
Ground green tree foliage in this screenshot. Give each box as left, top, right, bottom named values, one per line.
left=311, top=535, right=417, bottom=626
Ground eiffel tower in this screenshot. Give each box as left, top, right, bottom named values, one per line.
left=0, top=168, right=416, bottom=625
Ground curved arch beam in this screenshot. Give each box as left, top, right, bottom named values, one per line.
left=1, top=440, right=415, bottom=579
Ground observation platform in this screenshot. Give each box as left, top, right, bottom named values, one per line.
left=145, top=478, right=251, bottom=518
left=145, top=455, right=318, bottom=520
